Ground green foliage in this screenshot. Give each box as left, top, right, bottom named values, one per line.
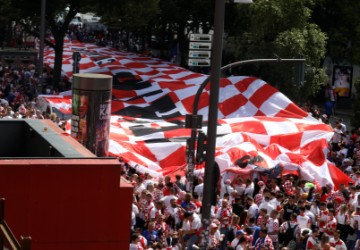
left=273, top=24, right=327, bottom=100
left=100, top=0, right=159, bottom=33
left=2, top=0, right=358, bottom=106
left=222, top=0, right=327, bottom=102
left=121, top=0, right=160, bottom=31
left=312, top=0, right=360, bottom=65
left=0, top=0, right=16, bottom=23
left=7, top=0, right=117, bottom=85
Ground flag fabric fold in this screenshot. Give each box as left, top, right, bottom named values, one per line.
left=42, top=39, right=351, bottom=189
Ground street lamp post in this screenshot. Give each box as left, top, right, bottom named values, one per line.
left=199, top=0, right=227, bottom=248
left=194, top=57, right=305, bottom=248
left=194, top=1, right=308, bottom=249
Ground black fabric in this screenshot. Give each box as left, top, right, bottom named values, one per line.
left=280, top=221, right=297, bottom=244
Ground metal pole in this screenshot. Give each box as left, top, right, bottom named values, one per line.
left=38, top=0, right=46, bottom=84
left=200, top=0, right=225, bottom=248
left=186, top=116, right=199, bottom=193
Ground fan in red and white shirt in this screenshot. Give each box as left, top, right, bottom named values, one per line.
left=215, top=199, right=232, bottom=229
left=317, top=202, right=329, bottom=233
left=134, top=177, right=146, bottom=194
left=153, top=182, right=164, bottom=202
left=154, top=215, right=169, bottom=245
left=259, top=196, right=276, bottom=216
left=181, top=211, right=202, bottom=250
left=279, top=213, right=301, bottom=241
left=140, top=192, right=154, bottom=223
left=129, top=233, right=145, bottom=250
left=160, top=187, right=178, bottom=208
left=351, top=207, right=360, bottom=236
left=297, top=206, right=311, bottom=229
left=246, top=196, right=259, bottom=219
left=132, top=228, right=148, bottom=249
left=149, top=201, right=163, bottom=222
left=335, top=204, right=350, bottom=227
left=282, top=178, right=294, bottom=195
left=256, top=208, right=268, bottom=228
left=228, top=215, right=241, bottom=242
left=234, top=177, right=246, bottom=196
left=165, top=198, right=181, bottom=231
left=306, top=228, right=319, bottom=250
left=329, top=230, right=347, bottom=250
left=348, top=186, right=357, bottom=205
left=253, top=228, right=274, bottom=250
left=353, top=194, right=360, bottom=211
left=205, top=223, right=222, bottom=249
left=269, top=179, right=280, bottom=193
left=324, top=209, right=337, bottom=238
left=266, top=210, right=280, bottom=245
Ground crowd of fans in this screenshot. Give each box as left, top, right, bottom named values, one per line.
left=2, top=28, right=360, bottom=250
left=2, top=61, right=360, bottom=250
left=125, top=110, right=360, bottom=250
left=0, top=63, right=69, bottom=131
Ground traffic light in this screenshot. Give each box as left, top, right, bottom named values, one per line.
left=195, top=131, right=207, bottom=164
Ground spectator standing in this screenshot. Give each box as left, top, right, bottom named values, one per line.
left=251, top=228, right=274, bottom=250
left=141, top=222, right=159, bottom=247
left=216, top=199, right=232, bottom=248
left=279, top=213, right=300, bottom=250
left=281, top=195, right=299, bottom=222
left=194, top=177, right=204, bottom=201
left=247, top=196, right=259, bottom=220
left=259, top=194, right=276, bottom=216
left=297, top=206, right=311, bottom=229
left=329, top=230, right=347, bottom=250
left=221, top=178, right=234, bottom=198
left=129, top=234, right=143, bottom=250
left=244, top=179, right=255, bottom=197
left=266, top=209, right=280, bottom=249
left=323, top=209, right=337, bottom=238
left=180, top=211, right=201, bottom=250
left=306, top=227, right=320, bottom=250
left=175, top=174, right=186, bottom=191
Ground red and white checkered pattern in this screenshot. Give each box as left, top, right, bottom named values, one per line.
left=43, top=39, right=351, bottom=189
left=37, top=95, right=72, bottom=115
left=107, top=115, right=350, bottom=189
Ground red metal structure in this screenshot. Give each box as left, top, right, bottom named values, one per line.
left=0, top=120, right=133, bottom=250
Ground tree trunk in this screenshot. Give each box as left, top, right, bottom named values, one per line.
left=177, top=23, right=187, bottom=68
left=52, top=33, right=65, bottom=89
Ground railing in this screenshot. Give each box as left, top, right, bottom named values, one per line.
left=0, top=198, right=32, bottom=250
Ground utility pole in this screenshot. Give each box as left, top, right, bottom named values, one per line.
left=191, top=57, right=305, bottom=249
left=199, top=0, right=226, bottom=247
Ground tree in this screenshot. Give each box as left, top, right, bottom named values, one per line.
left=152, top=0, right=214, bottom=66
left=223, top=0, right=328, bottom=102
left=10, top=0, right=118, bottom=86
left=0, top=0, right=19, bottom=46
left=312, top=0, right=360, bottom=65
left=98, top=0, right=159, bottom=50
left=312, top=1, right=360, bottom=121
